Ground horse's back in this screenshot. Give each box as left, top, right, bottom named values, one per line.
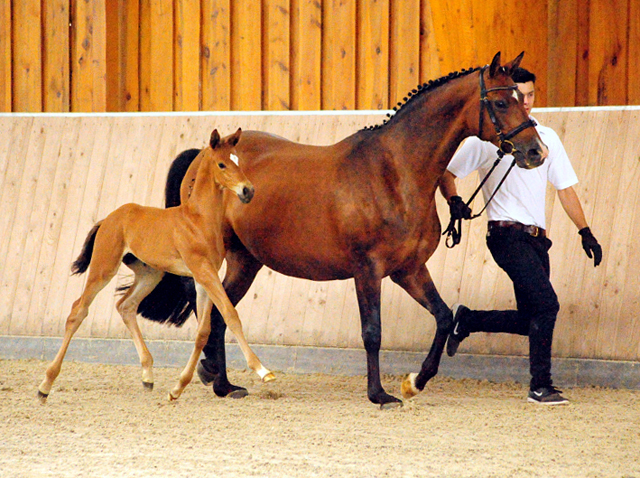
left=238, top=130, right=349, bottom=167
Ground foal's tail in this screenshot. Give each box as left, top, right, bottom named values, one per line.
left=71, top=222, right=102, bottom=275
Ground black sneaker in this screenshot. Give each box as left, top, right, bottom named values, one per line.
left=446, top=303, right=469, bottom=357
left=527, top=386, right=569, bottom=405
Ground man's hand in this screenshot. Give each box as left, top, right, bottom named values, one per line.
left=448, top=196, right=472, bottom=221
left=579, top=227, right=602, bottom=267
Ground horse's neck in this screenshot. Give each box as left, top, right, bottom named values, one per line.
left=380, top=79, right=477, bottom=184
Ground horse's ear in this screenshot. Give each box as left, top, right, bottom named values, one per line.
left=489, top=52, right=502, bottom=77
left=210, top=129, right=221, bottom=149
left=229, top=127, right=242, bottom=147
left=504, top=51, right=525, bottom=76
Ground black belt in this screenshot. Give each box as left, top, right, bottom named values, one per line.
left=488, top=221, right=546, bottom=238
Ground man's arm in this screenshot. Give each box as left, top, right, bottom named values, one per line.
left=557, top=186, right=602, bottom=266
left=557, top=186, right=588, bottom=230
left=439, top=170, right=472, bottom=220
left=438, top=170, right=459, bottom=202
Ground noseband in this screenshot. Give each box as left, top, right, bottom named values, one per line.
left=478, top=66, right=537, bottom=155
left=443, top=67, right=539, bottom=249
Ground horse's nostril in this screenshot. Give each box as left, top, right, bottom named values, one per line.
left=241, top=185, right=255, bottom=203
left=523, top=149, right=545, bottom=168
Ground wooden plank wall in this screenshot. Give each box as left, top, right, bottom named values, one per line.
left=1, top=0, right=638, bottom=113
left=1, top=109, right=639, bottom=362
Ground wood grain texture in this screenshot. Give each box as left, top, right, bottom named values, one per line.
left=1, top=110, right=639, bottom=364
left=12, top=2, right=42, bottom=112
left=3, top=1, right=640, bottom=112
left=201, top=0, right=231, bottom=111
left=0, top=0, right=10, bottom=111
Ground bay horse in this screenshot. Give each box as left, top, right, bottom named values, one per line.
left=134, top=52, right=548, bottom=408
left=38, top=129, right=275, bottom=404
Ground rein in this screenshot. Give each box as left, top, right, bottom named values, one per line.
left=443, top=67, right=537, bottom=249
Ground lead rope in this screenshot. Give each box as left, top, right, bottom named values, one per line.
left=443, top=150, right=517, bottom=248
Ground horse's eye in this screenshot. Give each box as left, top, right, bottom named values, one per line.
left=495, top=100, right=507, bottom=109
left=218, top=162, right=226, bottom=169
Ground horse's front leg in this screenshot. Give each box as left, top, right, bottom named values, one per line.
left=390, top=265, right=453, bottom=398
left=354, top=271, right=402, bottom=409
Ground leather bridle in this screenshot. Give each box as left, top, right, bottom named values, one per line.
left=443, top=67, right=539, bottom=248
left=478, top=65, right=537, bottom=156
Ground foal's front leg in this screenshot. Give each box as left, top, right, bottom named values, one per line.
left=168, top=266, right=273, bottom=401
left=201, top=278, right=275, bottom=383
left=390, top=265, right=452, bottom=398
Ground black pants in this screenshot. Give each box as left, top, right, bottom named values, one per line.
left=464, top=226, right=560, bottom=390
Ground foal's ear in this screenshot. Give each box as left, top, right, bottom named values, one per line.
left=210, top=129, right=221, bottom=149
left=489, top=52, right=502, bottom=77
left=504, top=51, right=525, bottom=76
left=229, top=128, right=242, bottom=147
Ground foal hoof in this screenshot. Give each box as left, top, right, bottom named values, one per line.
left=401, top=373, right=420, bottom=399
left=168, top=391, right=179, bottom=401
left=36, top=390, right=48, bottom=404
left=262, top=372, right=276, bottom=383
left=142, top=381, right=154, bottom=391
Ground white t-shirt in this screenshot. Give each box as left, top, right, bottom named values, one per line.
left=447, top=117, right=578, bottom=229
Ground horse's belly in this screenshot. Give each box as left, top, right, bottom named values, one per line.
left=234, top=220, right=353, bottom=281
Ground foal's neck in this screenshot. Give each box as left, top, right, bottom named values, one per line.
left=183, top=152, right=224, bottom=220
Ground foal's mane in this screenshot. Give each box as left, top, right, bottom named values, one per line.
left=362, top=66, right=482, bottom=131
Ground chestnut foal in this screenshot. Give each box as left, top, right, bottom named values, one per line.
left=38, top=128, right=274, bottom=403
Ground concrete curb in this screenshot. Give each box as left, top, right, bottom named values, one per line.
left=2, top=335, right=639, bottom=390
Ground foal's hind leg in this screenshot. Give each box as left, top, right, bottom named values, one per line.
left=390, top=265, right=452, bottom=399
left=117, top=261, right=164, bottom=390
left=38, top=259, right=120, bottom=403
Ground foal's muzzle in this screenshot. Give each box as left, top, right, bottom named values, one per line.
left=238, top=184, right=255, bottom=203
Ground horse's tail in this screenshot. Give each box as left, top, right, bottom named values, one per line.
left=71, top=221, right=102, bottom=275
left=165, top=148, right=201, bottom=208
left=123, top=147, right=201, bottom=326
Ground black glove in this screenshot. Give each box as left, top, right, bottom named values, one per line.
left=579, top=227, right=602, bottom=267
left=448, top=196, right=472, bottom=221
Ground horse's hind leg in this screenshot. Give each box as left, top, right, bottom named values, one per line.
left=201, top=280, right=274, bottom=382
left=199, top=246, right=264, bottom=398
left=169, top=273, right=273, bottom=401
left=38, top=263, right=119, bottom=403
left=117, top=261, right=164, bottom=390
left=390, top=265, right=452, bottom=399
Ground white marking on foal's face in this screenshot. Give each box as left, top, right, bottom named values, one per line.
left=230, top=153, right=239, bottom=166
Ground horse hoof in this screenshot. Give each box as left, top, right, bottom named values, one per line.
left=142, top=381, right=154, bottom=391
left=228, top=389, right=249, bottom=399
left=262, top=372, right=276, bottom=383
left=37, top=390, right=48, bottom=404
left=380, top=400, right=403, bottom=411
left=401, top=373, right=420, bottom=399
left=196, top=360, right=215, bottom=386
left=168, top=391, right=179, bottom=401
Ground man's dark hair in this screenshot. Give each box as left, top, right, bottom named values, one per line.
left=511, top=67, right=536, bottom=84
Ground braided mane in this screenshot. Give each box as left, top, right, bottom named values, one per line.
left=362, top=66, right=482, bottom=131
